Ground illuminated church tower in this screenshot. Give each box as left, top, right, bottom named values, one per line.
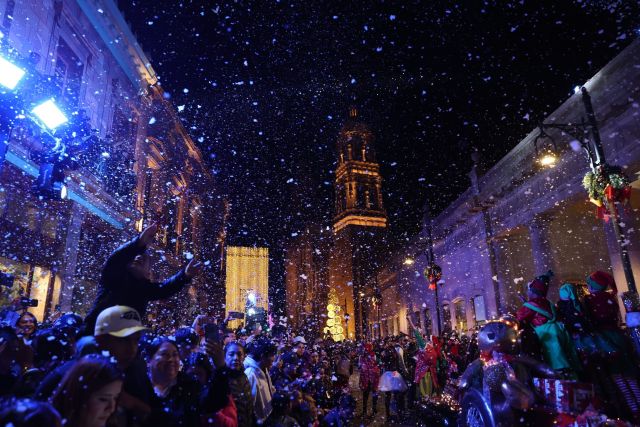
left=329, top=107, right=387, bottom=340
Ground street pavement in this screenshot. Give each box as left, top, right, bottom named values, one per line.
left=348, top=370, right=457, bottom=427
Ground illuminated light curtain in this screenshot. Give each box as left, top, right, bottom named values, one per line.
left=324, top=287, right=345, bottom=341
left=225, top=247, right=269, bottom=328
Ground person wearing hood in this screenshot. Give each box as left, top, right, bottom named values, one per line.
left=516, top=270, right=579, bottom=376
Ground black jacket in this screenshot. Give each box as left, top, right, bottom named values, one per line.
left=84, top=237, right=191, bottom=334
left=147, top=372, right=202, bottom=427
left=224, top=367, right=255, bottom=427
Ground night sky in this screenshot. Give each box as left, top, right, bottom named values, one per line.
left=120, top=0, right=639, bottom=312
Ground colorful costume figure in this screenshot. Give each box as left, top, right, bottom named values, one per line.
left=458, top=320, right=556, bottom=427
left=413, top=330, right=439, bottom=398
left=556, top=283, right=597, bottom=366
left=516, top=271, right=580, bottom=375
left=358, top=344, right=380, bottom=416
left=583, top=271, right=640, bottom=422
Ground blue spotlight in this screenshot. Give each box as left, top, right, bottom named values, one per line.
left=0, top=56, right=25, bottom=90
left=32, top=99, right=68, bottom=130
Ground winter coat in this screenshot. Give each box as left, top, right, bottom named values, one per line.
left=84, top=237, right=191, bottom=334
left=201, top=395, right=238, bottom=427
left=244, top=355, right=275, bottom=424
left=225, top=367, right=255, bottom=427
left=147, top=372, right=202, bottom=427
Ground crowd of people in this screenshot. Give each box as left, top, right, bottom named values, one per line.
left=0, top=224, right=364, bottom=427
left=1, top=224, right=640, bottom=427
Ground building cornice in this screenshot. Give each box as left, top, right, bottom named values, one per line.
left=333, top=214, right=387, bottom=233
left=76, top=0, right=157, bottom=90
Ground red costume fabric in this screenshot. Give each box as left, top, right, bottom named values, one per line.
left=414, top=344, right=439, bottom=389
left=201, top=395, right=238, bottom=427
left=516, top=297, right=554, bottom=327
left=358, top=351, right=380, bottom=390
left=583, top=291, right=620, bottom=331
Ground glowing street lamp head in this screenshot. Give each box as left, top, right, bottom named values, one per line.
left=32, top=99, right=68, bottom=130
left=403, top=258, right=415, bottom=266
left=0, top=56, right=25, bottom=90
left=538, top=152, right=558, bottom=167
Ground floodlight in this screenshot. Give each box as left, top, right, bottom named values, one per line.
left=0, top=56, right=25, bottom=90
left=247, top=291, right=257, bottom=304
left=573, top=85, right=581, bottom=94
left=32, top=99, right=68, bottom=130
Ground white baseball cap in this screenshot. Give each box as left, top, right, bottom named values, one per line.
left=94, top=305, right=149, bottom=337
left=292, top=336, right=307, bottom=345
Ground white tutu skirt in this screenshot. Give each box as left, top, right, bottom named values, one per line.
left=378, top=371, right=408, bottom=392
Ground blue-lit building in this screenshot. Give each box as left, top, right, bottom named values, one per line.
left=0, top=0, right=222, bottom=323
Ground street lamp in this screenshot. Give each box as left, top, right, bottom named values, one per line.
left=403, top=257, right=415, bottom=266
left=533, top=86, right=636, bottom=295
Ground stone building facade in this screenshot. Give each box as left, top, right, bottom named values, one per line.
left=0, top=0, right=221, bottom=324
left=284, top=224, right=331, bottom=337
left=379, top=39, right=640, bottom=337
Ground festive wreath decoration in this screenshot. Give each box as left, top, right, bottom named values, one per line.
left=424, top=264, right=442, bottom=290
left=582, top=165, right=632, bottom=218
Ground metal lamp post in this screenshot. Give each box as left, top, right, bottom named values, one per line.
left=534, top=87, right=637, bottom=295
left=425, top=217, right=443, bottom=335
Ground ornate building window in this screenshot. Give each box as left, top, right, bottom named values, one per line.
left=453, top=299, right=468, bottom=332
left=472, top=295, right=487, bottom=323
left=441, top=303, right=452, bottom=332
left=423, top=308, right=432, bottom=334
left=54, top=38, right=84, bottom=109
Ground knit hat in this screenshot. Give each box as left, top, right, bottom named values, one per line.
left=364, top=343, right=374, bottom=355
left=559, top=283, right=581, bottom=312
left=528, top=270, right=554, bottom=296
left=586, top=271, right=616, bottom=293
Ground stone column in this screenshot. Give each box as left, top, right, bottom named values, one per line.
left=58, top=203, right=84, bottom=312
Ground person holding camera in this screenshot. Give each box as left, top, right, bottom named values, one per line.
left=84, top=223, right=203, bottom=335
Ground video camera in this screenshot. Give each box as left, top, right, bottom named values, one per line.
left=19, top=297, right=38, bottom=308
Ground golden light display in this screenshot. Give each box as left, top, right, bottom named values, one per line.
left=225, top=246, right=269, bottom=328
left=324, top=287, right=345, bottom=341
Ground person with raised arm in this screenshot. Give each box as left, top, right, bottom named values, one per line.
left=84, top=223, right=203, bottom=334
